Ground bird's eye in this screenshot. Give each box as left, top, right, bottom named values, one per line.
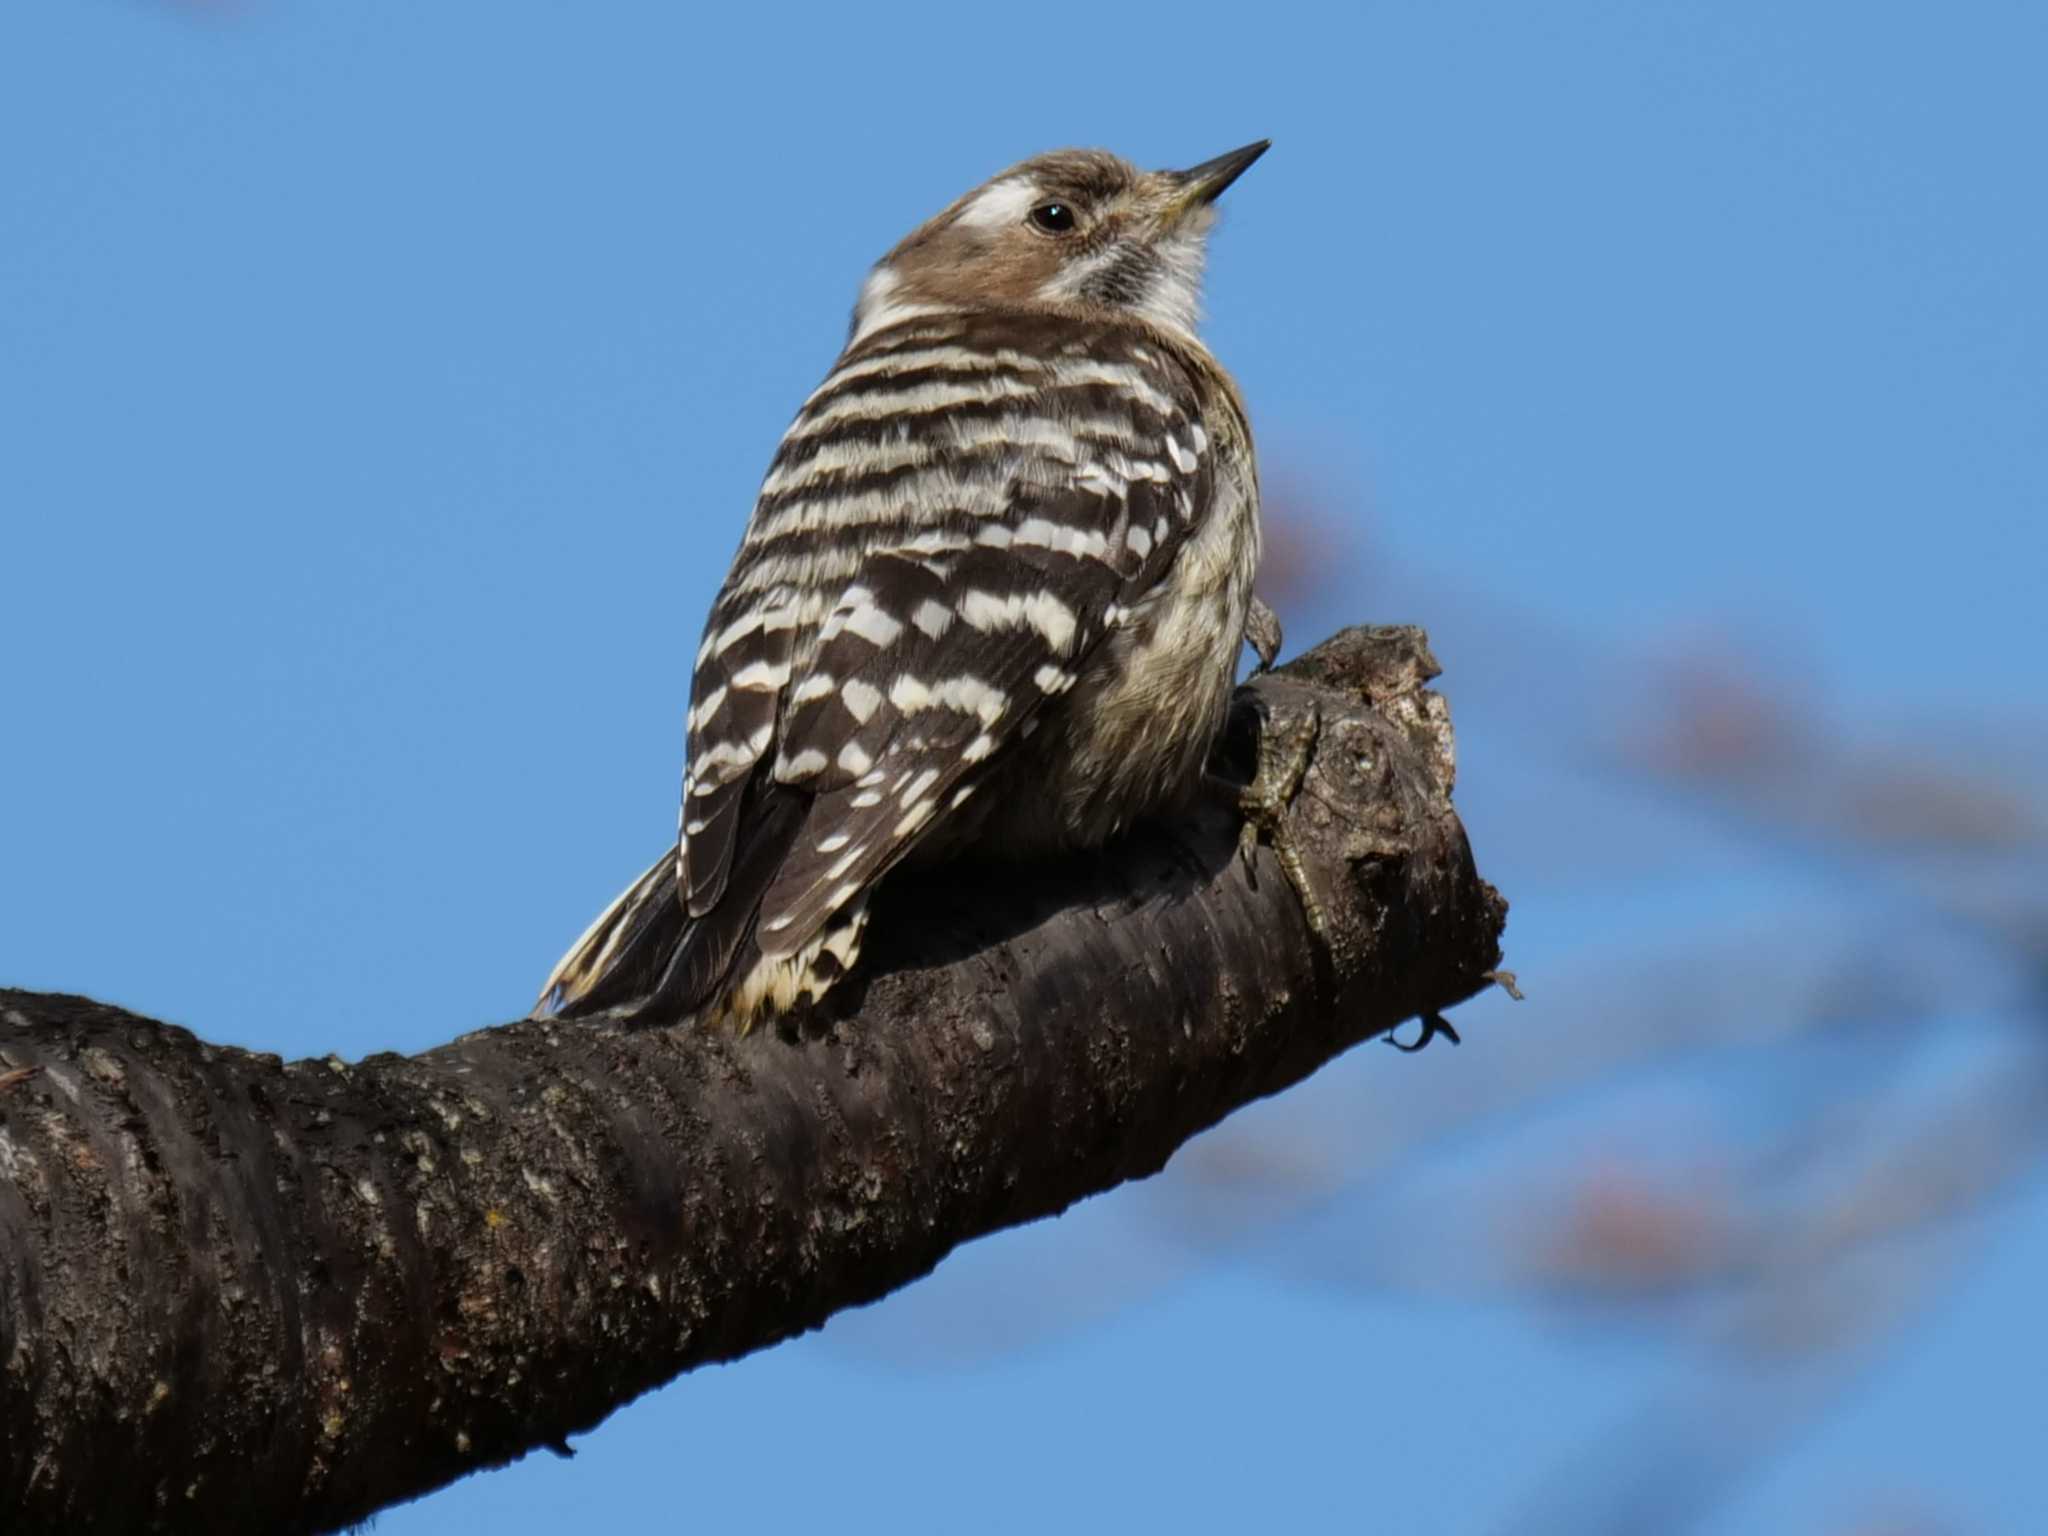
left=1029, top=202, right=1077, bottom=234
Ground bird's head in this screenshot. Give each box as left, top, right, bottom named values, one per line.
left=849, top=140, right=1269, bottom=347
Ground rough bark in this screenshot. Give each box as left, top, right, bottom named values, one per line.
left=0, top=624, right=1507, bottom=1534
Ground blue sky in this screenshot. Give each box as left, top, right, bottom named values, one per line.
left=4, top=3, right=2045, bottom=1531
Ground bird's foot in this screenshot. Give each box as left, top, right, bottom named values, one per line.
left=1232, top=697, right=1329, bottom=944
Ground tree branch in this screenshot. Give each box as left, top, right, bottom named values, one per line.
left=0, top=624, right=1506, bottom=1534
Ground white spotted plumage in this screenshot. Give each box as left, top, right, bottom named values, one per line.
left=537, top=141, right=1272, bottom=1031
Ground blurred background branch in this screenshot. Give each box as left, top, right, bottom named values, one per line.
left=829, top=497, right=2048, bottom=1535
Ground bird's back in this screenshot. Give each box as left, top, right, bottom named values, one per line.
left=540, top=305, right=1257, bottom=1028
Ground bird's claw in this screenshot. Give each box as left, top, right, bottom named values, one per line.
left=1244, top=595, right=1284, bottom=674
left=1385, top=1012, right=1461, bottom=1052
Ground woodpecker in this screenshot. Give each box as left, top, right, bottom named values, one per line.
left=539, top=140, right=1297, bottom=1031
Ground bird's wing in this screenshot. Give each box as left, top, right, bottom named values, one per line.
left=753, top=481, right=1200, bottom=955
left=676, top=579, right=800, bottom=918
left=679, top=313, right=1217, bottom=963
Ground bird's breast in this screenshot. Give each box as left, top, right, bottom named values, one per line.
left=986, top=416, right=1261, bottom=854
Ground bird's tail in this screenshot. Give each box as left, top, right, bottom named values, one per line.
left=536, top=792, right=862, bottom=1030
left=533, top=848, right=687, bottom=1019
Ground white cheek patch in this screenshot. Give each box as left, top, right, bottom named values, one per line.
left=1035, top=231, right=1207, bottom=339
left=847, top=263, right=935, bottom=346
left=953, top=177, right=1041, bottom=231
left=1041, top=253, right=1093, bottom=303
left=856, top=264, right=900, bottom=315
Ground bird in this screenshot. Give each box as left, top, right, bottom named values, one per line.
left=537, top=139, right=1309, bottom=1032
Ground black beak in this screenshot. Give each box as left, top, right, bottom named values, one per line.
left=1173, top=139, right=1272, bottom=206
